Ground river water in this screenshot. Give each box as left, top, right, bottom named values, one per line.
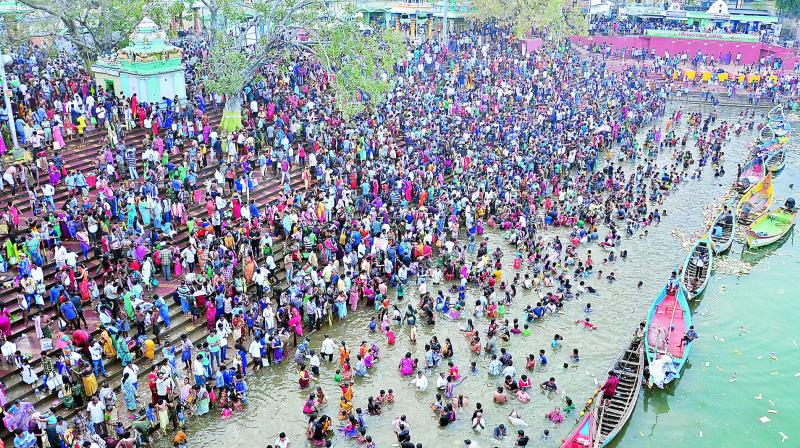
left=159, top=105, right=799, bottom=448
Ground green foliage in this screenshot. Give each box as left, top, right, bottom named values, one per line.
left=0, top=14, right=34, bottom=49
left=777, top=0, right=800, bottom=16
left=203, top=32, right=251, bottom=98
left=17, top=0, right=146, bottom=62
left=318, top=17, right=405, bottom=117
left=169, top=1, right=187, bottom=21
left=471, top=0, right=587, bottom=37
left=203, top=0, right=403, bottom=119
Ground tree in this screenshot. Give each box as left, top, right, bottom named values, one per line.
left=146, top=0, right=189, bottom=35
left=204, top=0, right=404, bottom=131
left=776, top=0, right=800, bottom=17
left=197, top=0, right=225, bottom=45
left=471, top=0, right=587, bottom=38
left=16, top=0, right=147, bottom=62
left=0, top=14, right=36, bottom=49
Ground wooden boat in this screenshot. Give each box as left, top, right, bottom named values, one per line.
left=594, top=339, right=644, bottom=447
left=770, top=119, right=792, bottom=143
left=766, top=148, right=786, bottom=172
left=733, top=156, right=765, bottom=193
left=766, top=106, right=791, bottom=142
left=679, top=238, right=713, bottom=300
left=767, top=104, right=785, bottom=122
left=561, top=410, right=596, bottom=448
left=746, top=200, right=797, bottom=248
left=737, top=172, right=773, bottom=225
left=758, top=123, right=776, bottom=143
left=753, top=139, right=781, bottom=155
left=709, top=206, right=736, bottom=254
left=644, top=284, right=692, bottom=378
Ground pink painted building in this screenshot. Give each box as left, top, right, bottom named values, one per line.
left=570, top=35, right=800, bottom=70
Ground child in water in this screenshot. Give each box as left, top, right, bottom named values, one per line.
left=576, top=318, right=598, bottom=330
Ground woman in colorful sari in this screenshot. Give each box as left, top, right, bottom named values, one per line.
left=112, top=329, right=133, bottom=366
left=52, top=121, right=65, bottom=150
left=77, top=265, right=90, bottom=301
left=122, top=372, right=137, bottom=413
left=98, top=327, right=117, bottom=358
left=48, top=163, right=61, bottom=186
left=125, top=202, right=137, bottom=230
left=79, top=361, right=98, bottom=397
left=154, top=295, right=171, bottom=328
left=272, top=335, right=284, bottom=363
left=399, top=352, right=414, bottom=376
left=205, top=301, right=216, bottom=332
left=137, top=195, right=151, bottom=228
left=195, top=385, right=210, bottom=416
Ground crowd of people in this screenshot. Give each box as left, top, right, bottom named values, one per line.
left=588, top=16, right=778, bottom=42
left=581, top=43, right=797, bottom=107
left=0, top=19, right=750, bottom=448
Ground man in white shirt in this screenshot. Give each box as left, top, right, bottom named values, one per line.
left=320, top=335, right=336, bottom=363
left=54, top=242, right=69, bottom=268
left=90, top=341, right=107, bottom=378
left=155, top=371, right=174, bottom=402
left=122, top=363, right=140, bottom=389
left=262, top=305, right=275, bottom=333
left=87, top=396, right=107, bottom=436
left=412, top=370, right=428, bottom=391
left=42, top=183, right=56, bottom=212
left=248, top=339, right=264, bottom=370
left=64, top=250, right=78, bottom=268
left=192, top=355, right=206, bottom=386
left=501, top=362, right=516, bottom=379
left=307, top=350, right=320, bottom=376
left=30, top=264, right=44, bottom=285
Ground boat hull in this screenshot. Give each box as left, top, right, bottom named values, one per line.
left=595, top=339, right=644, bottom=448
left=737, top=172, right=774, bottom=225
left=709, top=209, right=736, bottom=254
left=765, top=149, right=786, bottom=173
left=747, top=232, right=788, bottom=247
left=680, top=238, right=712, bottom=300
left=644, top=286, right=693, bottom=378
left=733, top=157, right=765, bottom=193
left=561, top=411, right=596, bottom=448
left=746, top=208, right=797, bottom=248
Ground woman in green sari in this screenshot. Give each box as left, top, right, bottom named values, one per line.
left=114, top=332, right=134, bottom=366
left=195, top=384, right=210, bottom=416
left=123, top=291, right=135, bottom=320
left=4, top=238, right=19, bottom=266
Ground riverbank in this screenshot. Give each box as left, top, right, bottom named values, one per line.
left=141, top=106, right=775, bottom=447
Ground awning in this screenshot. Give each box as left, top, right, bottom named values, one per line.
left=730, top=14, right=779, bottom=23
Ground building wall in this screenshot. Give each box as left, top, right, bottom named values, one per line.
left=93, top=73, right=119, bottom=96
left=571, top=35, right=799, bottom=67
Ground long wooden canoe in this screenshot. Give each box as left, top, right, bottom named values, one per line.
left=594, top=338, right=644, bottom=447
left=733, top=156, right=766, bottom=193
left=737, top=172, right=774, bottom=225
left=561, top=410, right=596, bottom=448
left=679, top=238, right=713, bottom=300
left=709, top=205, right=736, bottom=254
left=644, top=284, right=693, bottom=378
left=746, top=205, right=797, bottom=248
left=765, top=148, right=786, bottom=173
